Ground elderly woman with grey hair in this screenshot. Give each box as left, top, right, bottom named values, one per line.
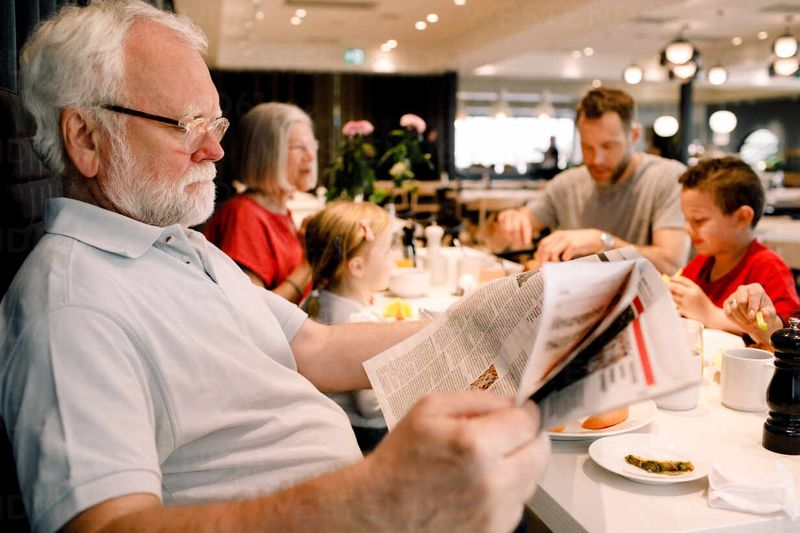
left=204, top=102, right=318, bottom=303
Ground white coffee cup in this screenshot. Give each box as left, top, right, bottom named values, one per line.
left=720, top=348, right=774, bottom=412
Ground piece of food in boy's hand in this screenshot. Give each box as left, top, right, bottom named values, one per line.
left=581, top=406, right=629, bottom=429
left=661, top=273, right=671, bottom=284
left=756, top=310, right=768, bottom=331
left=383, top=298, right=413, bottom=320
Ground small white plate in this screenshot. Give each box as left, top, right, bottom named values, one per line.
left=588, top=433, right=709, bottom=485
left=546, top=401, right=656, bottom=441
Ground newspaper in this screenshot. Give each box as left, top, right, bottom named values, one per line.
left=363, top=247, right=697, bottom=430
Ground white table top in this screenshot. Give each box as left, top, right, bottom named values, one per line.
left=528, top=330, right=800, bottom=533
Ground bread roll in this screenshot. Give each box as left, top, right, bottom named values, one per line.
left=581, top=406, right=629, bottom=430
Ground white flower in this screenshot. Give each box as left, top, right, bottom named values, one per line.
left=389, top=161, right=409, bottom=178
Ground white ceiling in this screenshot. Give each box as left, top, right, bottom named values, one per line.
left=176, top=0, right=800, bottom=102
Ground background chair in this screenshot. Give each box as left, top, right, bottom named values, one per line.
left=0, top=87, right=57, bottom=531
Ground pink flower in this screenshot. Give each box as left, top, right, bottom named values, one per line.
left=399, top=113, right=426, bottom=133
left=342, top=120, right=374, bottom=138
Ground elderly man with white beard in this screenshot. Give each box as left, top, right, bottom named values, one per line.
left=0, top=2, right=550, bottom=533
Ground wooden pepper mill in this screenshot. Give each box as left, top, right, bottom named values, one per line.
left=763, top=317, right=800, bottom=454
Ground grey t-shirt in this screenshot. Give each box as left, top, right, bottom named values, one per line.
left=527, top=153, right=686, bottom=245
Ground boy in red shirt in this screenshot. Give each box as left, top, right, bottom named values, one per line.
left=668, top=157, right=799, bottom=338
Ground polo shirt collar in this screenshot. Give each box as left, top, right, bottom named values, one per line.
left=45, top=197, right=173, bottom=258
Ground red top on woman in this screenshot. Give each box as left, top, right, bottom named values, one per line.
left=204, top=195, right=305, bottom=292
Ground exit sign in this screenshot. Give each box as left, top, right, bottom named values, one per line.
left=343, top=48, right=366, bottom=65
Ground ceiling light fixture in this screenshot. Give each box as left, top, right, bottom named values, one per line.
left=583, top=47, right=594, bottom=56
left=771, top=56, right=799, bottom=76
left=660, top=27, right=701, bottom=82
left=622, top=64, right=643, bottom=85
left=654, top=115, right=679, bottom=137
left=380, top=43, right=392, bottom=53
left=290, top=16, right=301, bottom=26
left=427, top=13, right=439, bottom=23
left=387, top=39, right=398, bottom=49
left=533, top=92, right=556, bottom=119
left=664, top=31, right=695, bottom=65
left=758, top=31, right=769, bottom=40
left=571, top=50, right=582, bottom=59
left=454, top=0, right=466, bottom=5
left=707, top=65, right=728, bottom=85
left=731, top=37, right=743, bottom=46
left=773, top=16, right=798, bottom=59
left=295, top=9, right=307, bottom=18
left=415, top=21, right=427, bottom=30
left=709, top=110, right=737, bottom=134
left=670, top=60, right=698, bottom=80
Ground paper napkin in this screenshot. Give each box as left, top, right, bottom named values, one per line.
left=708, top=462, right=799, bottom=519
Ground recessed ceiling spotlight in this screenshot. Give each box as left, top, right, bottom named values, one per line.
left=415, top=21, right=427, bottom=30
left=731, top=36, right=742, bottom=46
left=387, top=39, right=398, bottom=48
left=380, top=43, right=392, bottom=53
left=583, top=47, right=594, bottom=56
left=757, top=31, right=768, bottom=40
left=427, top=13, right=439, bottom=23
left=571, top=50, right=582, bottom=59
left=295, top=9, right=307, bottom=18
left=454, top=0, right=466, bottom=5
left=255, top=10, right=264, bottom=21
left=290, top=16, right=302, bottom=26
left=592, top=79, right=602, bottom=88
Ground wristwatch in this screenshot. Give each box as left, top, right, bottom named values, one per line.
left=600, top=231, right=615, bottom=251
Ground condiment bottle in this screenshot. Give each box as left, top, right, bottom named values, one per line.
left=763, top=317, right=800, bottom=455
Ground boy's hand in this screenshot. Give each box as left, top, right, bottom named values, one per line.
left=724, top=283, right=782, bottom=347
left=668, top=276, right=716, bottom=323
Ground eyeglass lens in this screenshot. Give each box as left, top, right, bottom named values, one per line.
left=185, top=118, right=229, bottom=153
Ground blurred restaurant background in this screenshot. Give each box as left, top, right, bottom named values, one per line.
left=2, top=0, right=800, bottom=276
left=172, top=0, right=800, bottom=190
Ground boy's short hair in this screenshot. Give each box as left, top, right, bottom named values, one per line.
left=678, top=157, right=765, bottom=227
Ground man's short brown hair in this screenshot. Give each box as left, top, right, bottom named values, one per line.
left=575, top=88, right=636, bottom=130
left=678, top=156, right=765, bottom=228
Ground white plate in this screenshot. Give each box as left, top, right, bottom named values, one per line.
left=588, top=433, right=709, bottom=485
left=546, top=401, right=656, bottom=441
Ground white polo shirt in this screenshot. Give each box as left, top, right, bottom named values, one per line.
left=0, top=198, right=361, bottom=533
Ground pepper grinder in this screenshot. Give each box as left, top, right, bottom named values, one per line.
left=763, top=317, right=800, bottom=455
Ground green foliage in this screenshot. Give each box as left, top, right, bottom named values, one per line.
left=379, top=128, right=433, bottom=188
left=324, top=135, right=377, bottom=202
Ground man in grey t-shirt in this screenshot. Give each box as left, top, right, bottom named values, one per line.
left=490, top=88, right=689, bottom=274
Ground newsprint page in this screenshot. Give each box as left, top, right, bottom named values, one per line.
left=364, top=248, right=698, bottom=431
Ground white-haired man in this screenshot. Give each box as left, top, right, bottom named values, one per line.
left=0, top=2, right=549, bottom=532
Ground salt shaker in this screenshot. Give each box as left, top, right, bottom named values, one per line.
left=424, top=224, right=446, bottom=284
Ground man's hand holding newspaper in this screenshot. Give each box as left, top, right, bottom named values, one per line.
left=364, top=247, right=697, bottom=431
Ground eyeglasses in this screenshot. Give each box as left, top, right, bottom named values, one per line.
left=99, top=104, right=229, bottom=153
left=288, top=138, right=319, bottom=154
